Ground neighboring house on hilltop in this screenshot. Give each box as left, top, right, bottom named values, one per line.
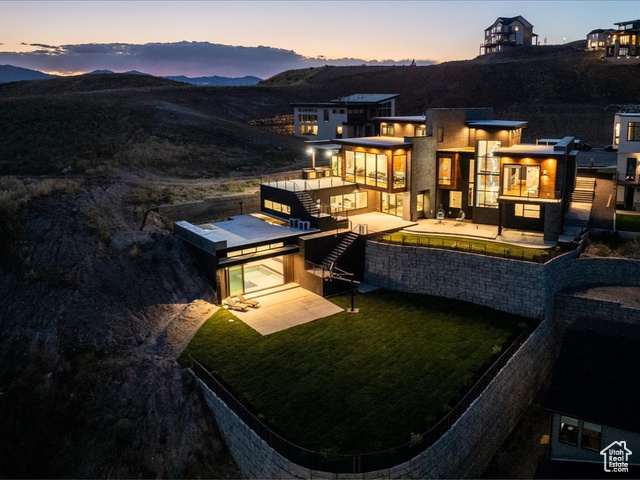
left=480, top=16, right=538, bottom=55
left=586, top=28, right=615, bottom=51
left=175, top=101, right=579, bottom=302
left=292, top=94, right=398, bottom=140
left=614, top=112, right=640, bottom=210
left=545, top=325, right=640, bottom=467
left=604, top=19, right=640, bottom=63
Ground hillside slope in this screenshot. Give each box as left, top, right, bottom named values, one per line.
left=263, top=44, right=640, bottom=144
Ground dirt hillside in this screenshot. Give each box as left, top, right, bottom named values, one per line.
left=0, top=178, right=239, bottom=478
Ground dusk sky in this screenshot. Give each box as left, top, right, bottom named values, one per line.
left=1, top=1, right=637, bottom=78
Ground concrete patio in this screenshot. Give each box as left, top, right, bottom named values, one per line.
left=229, top=283, right=343, bottom=335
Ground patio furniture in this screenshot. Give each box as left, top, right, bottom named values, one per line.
left=225, top=296, right=250, bottom=312
left=237, top=294, right=260, bottom=307
left=455, top=211, right=466, bottom=226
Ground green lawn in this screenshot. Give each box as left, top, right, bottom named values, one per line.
left=616, top=213, right=640, bottom=233
left=181, top=290, right=527, bottom=454
left=379, top=233, right=554, bottom=262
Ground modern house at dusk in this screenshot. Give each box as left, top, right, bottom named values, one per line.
left=604, top=19, right=640, bottom=63
left=480, top=16, right=538, bottom=55
left=175, top=99, right=578, bottom=302
left=614, top=112, right=640, bottom=210
left=292, top=94, right=398, bottom=140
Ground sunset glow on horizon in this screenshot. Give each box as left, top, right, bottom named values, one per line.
left=1, top=1, right=638, bottom=78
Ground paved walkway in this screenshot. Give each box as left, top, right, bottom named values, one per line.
left=590, top=175, right=615, bottom=230
left=230, top=283, right=343, bottom=336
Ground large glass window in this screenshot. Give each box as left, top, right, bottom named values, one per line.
left=581, top=422, right=602, bottom=451
left=627, top=122, right=640, bottom=142
left=438, top=157, right=452, bottom=185
left=330, top=192, right=368, bottom=212
left=331, top=155, right=342, bottom=177
left=355, top=152, right=366, bottom=183
left=344, top=150, right=389, bottom=187
left=393, top=154, right=406, bottom=189
left=502, top=165, right=540, bottom=197
left=381, top=193, right=403, bottom=217
left=345, top=151, right=355, bottom=182
left=559, top=416, right=579, bottom=446
left=376, top=154, right=388, bottom=188
left=299, top=125, right=317, bottom=135
left=626, top=158, right=636, bottom=181
left=381, top=124, right=395, bottom=136
left=366, top=153, right=377, bottom=186
left=514, top=203, right=540, bottom=218
left=476, top=140, right=501, bottom=208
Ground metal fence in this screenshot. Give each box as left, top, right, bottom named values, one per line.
left=188, top=324, right=536, bottom=474
left=375, top=233, right=579, bottom=263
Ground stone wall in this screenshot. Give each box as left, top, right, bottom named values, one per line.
left=555, top=293, right=640, bottom=334
left=364, top=241, right=573, bottom=319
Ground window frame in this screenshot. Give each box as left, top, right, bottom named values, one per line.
left=627, top=122, right=640, bottom=142
left=559, top=416, right=579, bottom=446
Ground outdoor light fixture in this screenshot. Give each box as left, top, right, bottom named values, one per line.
left=542, top=169, right=548, bottom=176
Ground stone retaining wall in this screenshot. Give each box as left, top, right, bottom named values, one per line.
left=555, top=293, right=640, bottom=334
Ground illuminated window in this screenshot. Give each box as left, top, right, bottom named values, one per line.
left=330, top=192, right=368, bottom=211
left=514, top=203, right=540, bottom=218
left=335, top=125, right=343, bottom=139
left=393, top=154, right=406, bottom=189
left=415, top=125, right=426, bottom=136
left=323, top=109, right=330, bottom=123
left=615, top=122, right=621, bottom=145
left=438, top=157, right=452, bottom=185
left=381, top=124, right=395, bottom=136
left=475, top=140, right=501, bottom=208
left=298, top=125, right=318, bottom=136
left=627, top=122, right=640, bottom=142
left=503, top=165, right=540, bottom=197
left=263, top=200, right=290, bottom=214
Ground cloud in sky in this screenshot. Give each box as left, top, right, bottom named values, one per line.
left=0, top=41, right=434, bottom=78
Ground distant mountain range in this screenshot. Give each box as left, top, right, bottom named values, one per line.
left=0, top=65, right=261, bottom=86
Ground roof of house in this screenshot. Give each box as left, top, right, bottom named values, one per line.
left=334, top=136, right=412, bottom=149
left=485, top=15, right=532, bottom=31
left=375, top=116, right=426, bottom=123
left=466, top=120, right=528, bottom=129
left=615, top=19, right=640, bottom=26
left=330, top=94, right=398, bottom=104
left=190, top=214, right=318, bottom=250
left=544, top=324, right=640, bottom=434
left=587, top=28, right=614, bottom=35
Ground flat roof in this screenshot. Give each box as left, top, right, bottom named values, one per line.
left=331, top=94, right=398, bottom=103
left=375, top=116, right=426, bottom=123
left=437, top=147, right=475, bottom=153
left=305, top=143, right=342, bottom=151
left=466, top=120, right=528, bottom=129
left=545, top=326, right=640, bottom=434
left=335, top=136, right=412, bottom=149
left=194, top=214, right=318, bottom=250
left=496, top=144, right=557, bottom=155
left=617, top=112, right=640, bottom=117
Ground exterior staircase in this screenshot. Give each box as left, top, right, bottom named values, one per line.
left=571, top=177, right=596, bottom=204
left=321, top=231, right=359, bottom=270
left=294, top=190, right=320, bottom=216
